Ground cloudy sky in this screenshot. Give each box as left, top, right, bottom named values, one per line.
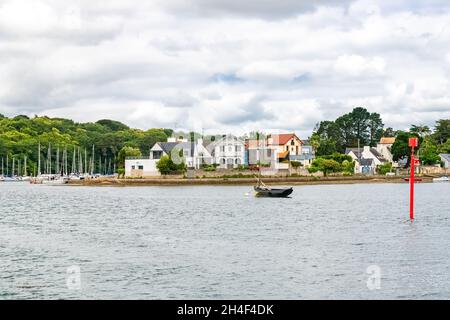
left=1, top=0, right=450, bottom=137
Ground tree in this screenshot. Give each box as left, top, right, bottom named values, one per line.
left=438, top=138, right=450, bottom=154
left=308, top=158, right=342, bottom=176
left=434, top=119, right=450, bottom=144
left=156, top=155, right=187, bottom=175
left=419, top=137, right=440, bottom=165
left=96, top=119, right=129, bottom=132
left=383, top=127, right=395, bottom=137
left=410, top=124, right=431, bottom=138
left=117, top=146, right=141, bottom=169
left=391, top=131, right=421, bottom=166
left=368, top=113, right=384, bottom=146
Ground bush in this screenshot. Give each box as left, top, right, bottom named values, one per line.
left=290, top=161, right=302, bottom=168
left=377, top=162, right=393, bottom=175
left=156, top=155, right=187, bottom=175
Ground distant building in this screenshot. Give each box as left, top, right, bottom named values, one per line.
left=150, top=137, right=213, bottom=169
left=440, top=154, right=450, bottom=168
left=346, top=146, right=388, bottom=174
left=207, top=135, right=245, bottom=169
left=125, top=159, right=160, bottom=177
left=267, top=133, right=303, bottom=163
left=376, top=137, right=396, bottom=163
left=245, top=139, right=277, bottom=166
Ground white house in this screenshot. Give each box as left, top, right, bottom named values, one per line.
left=125, top=159, right=160, bottom=177
left=440, top=154, right=450, bottom=168
left=207, top=135, right=245, bottom=169
left=376, top=137, right=396, bottom=163
left=149, top=137, right=213, bottom=169
left=346, top=146, right=388, bottom=174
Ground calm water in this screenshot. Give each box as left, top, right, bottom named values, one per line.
left=0, top=182, right=449, bottom=299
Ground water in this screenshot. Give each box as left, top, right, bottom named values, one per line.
left=0, top=182, right=449, bottom=299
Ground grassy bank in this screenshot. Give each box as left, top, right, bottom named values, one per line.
left=67, top=175, right=433, bottom=186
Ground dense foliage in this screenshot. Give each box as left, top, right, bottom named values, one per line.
left=308, top=153, right=355, bottom=176
left=0, top=115, right=172, bottom=175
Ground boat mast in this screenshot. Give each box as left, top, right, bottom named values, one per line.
left=72, top=146, right=76, bottom=174
left=56, top=146, right=60, bottom=175
left=37, top=142, right=40, bottom=176
left=12, top=157, right=15, bottom=177
left=6, top=154, right=8, bottom=177
left=91, top=145, right=95, bottom=175
left=24, top=156, right=27, bottom=176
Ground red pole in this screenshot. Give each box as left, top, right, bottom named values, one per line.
left=410, top=150, right=414, bottom=220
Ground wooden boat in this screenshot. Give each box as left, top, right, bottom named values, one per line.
left=254, top=178, right=293, bottom=197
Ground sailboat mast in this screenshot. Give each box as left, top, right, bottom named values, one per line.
left=6, top=154, right=8, bottom=176
left=92, top=145, right=95, bottom=175
left=24, top=156, right=27, bottom=176
left=12, top=157, right=15, bottom=177
left=38, top=142, right=41, bottom=176
left=56, top=147, right=60, bottom=175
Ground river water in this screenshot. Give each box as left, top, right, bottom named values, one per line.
left=0, top=182, right=449, bottom=299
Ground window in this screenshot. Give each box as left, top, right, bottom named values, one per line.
left=131, top=165, right=135, bottom=169
left=221, top=158, right=226, bottom=164
left=220, top=146, right=225, bottom=152
left=138, top=165, right=144, bottom=170
left=236, top=146, right=241, bottom=152
left=286, top=146, right=289, bottom=151
left=291, top=140, right=295, bottom=145
left=228, top=146, right=233, bottom=152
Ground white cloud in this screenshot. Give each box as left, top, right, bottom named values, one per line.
left=1, top=0, right=450, bottom=136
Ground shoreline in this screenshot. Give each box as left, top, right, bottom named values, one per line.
left=67, top=175, right=433, bottom=187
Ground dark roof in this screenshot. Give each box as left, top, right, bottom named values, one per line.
left=370, top=148, right=387, bottom=162
left=158, top=142, right=180, bottom=154
left=345, top=148, right=361, bottom=158
left=440, top=154, right=450, bottom=162
left=157, top=141, right=196, bottom=157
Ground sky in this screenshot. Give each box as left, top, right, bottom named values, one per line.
left=1, top=0, right=450, bottom=138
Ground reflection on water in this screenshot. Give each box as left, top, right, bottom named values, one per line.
left=0, top=182, right=449, bottom=299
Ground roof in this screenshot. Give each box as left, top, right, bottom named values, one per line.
left=277, top=150, right=289, bottom=159
left=440, top=154, right=450, bottom=162
left=370, top=148, right=387, bottom=162
left=379, top=137, right=396, bottom=144
left=345, top=148, right=362, bottom=159
left=269, top=133, right=302, bottom=145
left=155, top=141, right=195, bottom=157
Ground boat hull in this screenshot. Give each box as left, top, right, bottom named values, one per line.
left=254, top=186, right=293, bottom=197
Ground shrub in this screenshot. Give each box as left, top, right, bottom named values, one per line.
left=377, top=162, right=393, bottom=175
left=290, top=161, right=302, bottom=168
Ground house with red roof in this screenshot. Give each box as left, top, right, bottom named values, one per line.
left=266, top=133, right=304, bottom=162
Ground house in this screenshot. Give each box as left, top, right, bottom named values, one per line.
left=266, top=133, right=303, bottom=162
left=207, top=134, right=245, bottom=169
left=346, top=146, right=387, bottom=174
left=150, top=137, right=213, bottom=169
left=376, top=137, right=396, bottom=163
left=245, top=139, right=277, bottom=166
left=359, top=158, right=376, bottom=175
left=294, top=140, right=315, bottom=167
left=440, top=154, right=450, bottom=168
left=125, top=159, right=160, bottom=177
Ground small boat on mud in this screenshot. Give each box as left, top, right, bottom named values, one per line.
left=254, top=178, right=293, bottom=198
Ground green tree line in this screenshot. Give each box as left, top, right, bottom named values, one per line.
left=0, top=114, right=172, bottom=175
